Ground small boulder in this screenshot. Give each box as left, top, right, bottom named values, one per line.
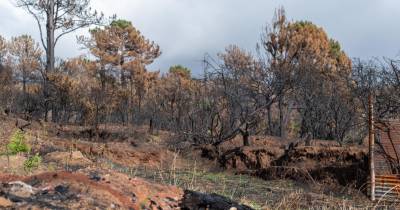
left=181, top=190, right=253, bottom=210
left=8, top=181, right=37, bottom=198
left=54, top=185, right=69, bottom=194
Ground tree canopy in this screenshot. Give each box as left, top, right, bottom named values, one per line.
left=1, top=6, right=399, bottom=148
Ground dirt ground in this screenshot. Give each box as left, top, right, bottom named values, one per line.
left=0, top=116, right=396, bottom=209
left=0, top=117, right=252, bottom=209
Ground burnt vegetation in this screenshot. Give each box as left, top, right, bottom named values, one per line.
left=0, top=8, right=399, bottom=147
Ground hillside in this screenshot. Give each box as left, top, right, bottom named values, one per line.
left=0, top=116, right=396, bottom=209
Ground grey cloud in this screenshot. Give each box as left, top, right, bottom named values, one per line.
left=1, top=0, right=400, bottom=75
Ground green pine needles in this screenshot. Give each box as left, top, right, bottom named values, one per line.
left=24, top=153, right=41, bottom=171
left=7, top=130, right=30, bottom=155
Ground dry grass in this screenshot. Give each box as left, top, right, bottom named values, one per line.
left=97, top=157, right=290, bottom=209
left=96, top=156, right=394, bottom=210
left=0, top=118, right=396, bottom=209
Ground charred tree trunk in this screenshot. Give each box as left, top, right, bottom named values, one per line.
left=267, top=105, right=274, bottom=136
left=148, top=118, right=154, bottom=134
left=22, top=74, right=27, bottom=113
left=278, top=97, right=287, bottom=138
left=305, top=132, right=312, bottom=146
left=46, top=1, right=55, bottom=72
left=44, top=0, right=55, bottom=122
left=241, top=129, right=250, bottom=146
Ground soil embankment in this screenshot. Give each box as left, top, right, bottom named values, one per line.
left=201, top=136, right=368, bottom=186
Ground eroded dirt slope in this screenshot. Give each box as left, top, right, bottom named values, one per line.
left=200, top=135, right=368, bottom=187
left=0, top=169, right=252, bottom=209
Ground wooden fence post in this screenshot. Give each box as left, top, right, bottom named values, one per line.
left=369, top=94, right=375, bottom=201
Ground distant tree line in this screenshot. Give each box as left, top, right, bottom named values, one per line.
left=0, top=6, right=399, bottom=146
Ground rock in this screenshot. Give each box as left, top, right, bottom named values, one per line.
left=54, top=185, right=69, bottom=194
left=89, top=171, right=101, bottom=182
left=0, top=197, right=13, bottom=207
left=180, top=190, right=253, bottom=210
left=8, top=181, right=37, bottom=198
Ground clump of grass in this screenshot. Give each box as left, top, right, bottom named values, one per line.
left=240, top=199, right=264, bottom=210
left=7, top=130, right=30, bottom=155
left=24, top=153, right=41, bottom=172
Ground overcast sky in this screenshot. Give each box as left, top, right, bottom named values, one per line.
left=1, top=0, right=400, bottom=74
